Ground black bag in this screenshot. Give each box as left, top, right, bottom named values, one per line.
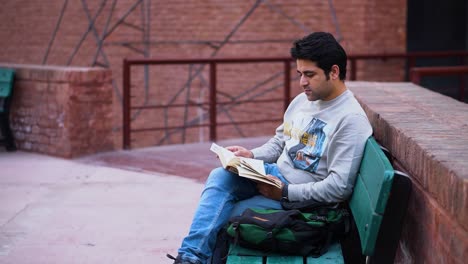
left=226, top=205, right=349, bottom=257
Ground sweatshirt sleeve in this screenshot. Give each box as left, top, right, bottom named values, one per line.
left=287, top=114, right=372, bottom=203
left=250, top=123, right=286, bottom=163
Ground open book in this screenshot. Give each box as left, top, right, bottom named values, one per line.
left=210, top=143, right=282, bottom=189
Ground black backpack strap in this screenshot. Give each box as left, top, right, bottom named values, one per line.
left=238, top=208, right=302, bottom=230
left=318, top=226, right=335, bottom=256
left=230, top=222, right=241, bottom=249
left=211, top=227, right=231, bottom=264
left=281, top=198, right=339, bottom=213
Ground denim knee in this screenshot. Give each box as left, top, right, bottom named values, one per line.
left=205, top=167, right=257, bottom=200
left=205, top=167, right=236, bottom=188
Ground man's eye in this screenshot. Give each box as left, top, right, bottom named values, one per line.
left=297, top=72, right=314, bottom=78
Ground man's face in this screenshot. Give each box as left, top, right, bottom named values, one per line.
left=296, top=59, right=335, bottom=101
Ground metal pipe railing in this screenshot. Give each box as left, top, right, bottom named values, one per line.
left=122, top=57, right=293, bottom=149
left=347, top=50, right=468, bottom=80
left=410, top=65, right=468, bottom=101
left=123, top=51, right=468, bottom=149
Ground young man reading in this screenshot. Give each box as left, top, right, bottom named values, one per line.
left=168, top=32, right=372, bottom=264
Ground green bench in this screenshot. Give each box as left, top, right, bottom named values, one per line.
left=225, top=137, right=412, bottom=264
left=0, top=68, right=16, bottom=151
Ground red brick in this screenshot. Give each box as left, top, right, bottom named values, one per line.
left=0, top=0, right=407, bottom=148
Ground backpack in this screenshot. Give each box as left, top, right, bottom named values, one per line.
left=225, top=206, right=349, bottom=257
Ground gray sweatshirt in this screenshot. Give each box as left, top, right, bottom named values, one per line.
left=251, top=89, right=372, bottom=203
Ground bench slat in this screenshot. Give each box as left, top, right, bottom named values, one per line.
left=306, top=243, right=343, bottom=263
left=349, top=174, right=383, bottom=255
left=356, top=137, right=394, bottom=214
left=228, top=242, right=344, bottom=264
left=266, top=256, right=303, bottom=264
left=349, top=137, right=394, bottom=255
left=226, top=255, right=263, bottom=264
left=228, top=244, right=279, bottom=256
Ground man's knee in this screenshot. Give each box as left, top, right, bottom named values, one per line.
left=206, top=167, right=235, bottom=187
left=209, top=167, right=228, bottom=177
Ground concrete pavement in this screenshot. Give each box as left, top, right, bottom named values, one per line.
left=0, top=137, right=270, bottom=264
left=0, top=150, right=204, bottom=263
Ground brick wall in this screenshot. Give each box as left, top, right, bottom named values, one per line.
left=0, top=64, right=114, bottom=158
left=350, top=82, right=468, bottom=264
left=0, top=0, right=407, bottom=148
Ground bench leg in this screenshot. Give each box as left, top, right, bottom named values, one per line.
left=341, top=217, right=366, bottom=264
left=0, top=113, right=16, bottom=151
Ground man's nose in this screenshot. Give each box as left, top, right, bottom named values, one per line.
left=300, top=76, right=308, bottom=87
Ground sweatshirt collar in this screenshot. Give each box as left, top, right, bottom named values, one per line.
left=314, top=89, right=351, bottom=110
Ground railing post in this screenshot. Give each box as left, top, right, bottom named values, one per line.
left=209, top=62, right=217, bottom=142
left=407, top=56, right=416, bottom=81
left=459, top=56, right=465, bottom=101
left=409, top=68, right=421, bottom=85
left=123, top=59, right=131, bottom=149
left=460, top=76, right=465, bottom=101
left=284, top=60, right=291, bottom=112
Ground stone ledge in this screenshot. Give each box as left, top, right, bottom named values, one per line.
left=349, top=81, right=467, bottom=242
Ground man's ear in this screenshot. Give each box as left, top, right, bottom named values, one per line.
left=330, top=65, right=340, bottom=80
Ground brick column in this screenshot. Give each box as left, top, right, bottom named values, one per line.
left=1, top=63, right=114, bottom=158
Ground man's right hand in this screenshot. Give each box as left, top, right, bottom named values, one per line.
left=225, top=145, right=254, bottom=158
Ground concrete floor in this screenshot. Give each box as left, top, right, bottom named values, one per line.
left=0, top=136, right=269, bottom=264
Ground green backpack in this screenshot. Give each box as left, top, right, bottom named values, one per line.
left=226, top=207, right=349, bottom=257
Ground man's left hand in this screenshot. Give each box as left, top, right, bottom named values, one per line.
left=256, top=175, right=284, bottom=201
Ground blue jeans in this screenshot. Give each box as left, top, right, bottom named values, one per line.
left=177, top=163, right=288, bottom=264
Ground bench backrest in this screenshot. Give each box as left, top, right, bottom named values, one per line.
left=0, top=68, right=14, bottom=98
left=348, top=137, right=394, bottom=256
left=0, top=68, right=15, bottom=113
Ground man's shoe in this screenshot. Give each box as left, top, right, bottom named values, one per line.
left=166, top=253, right=193, bottom=264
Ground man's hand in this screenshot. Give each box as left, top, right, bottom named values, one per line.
left=226, top=145, right=254, bottom=158
left=256, top=175, right=284, bottom=201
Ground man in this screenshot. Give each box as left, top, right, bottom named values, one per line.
left=168, top=32, right=372, bottom=264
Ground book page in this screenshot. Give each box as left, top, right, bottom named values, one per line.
left=239, top=158, right=281, bottom=188
left=239, top=158, right=265, bottom=176
left=210, top=142, right=235, bottom=168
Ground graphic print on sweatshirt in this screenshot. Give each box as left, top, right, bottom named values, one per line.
left=285, top=117, right=328, bottom=173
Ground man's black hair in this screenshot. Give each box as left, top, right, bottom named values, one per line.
left=290, top=32, right=347, bottom=80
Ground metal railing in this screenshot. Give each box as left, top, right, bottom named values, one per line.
left=348, top=50, right=468, bottom=80
left=123, top=57, right=292, bottom=149
left=410, top=65, right=468, bottom=101
left=123, top=51, right=468, bottom=149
